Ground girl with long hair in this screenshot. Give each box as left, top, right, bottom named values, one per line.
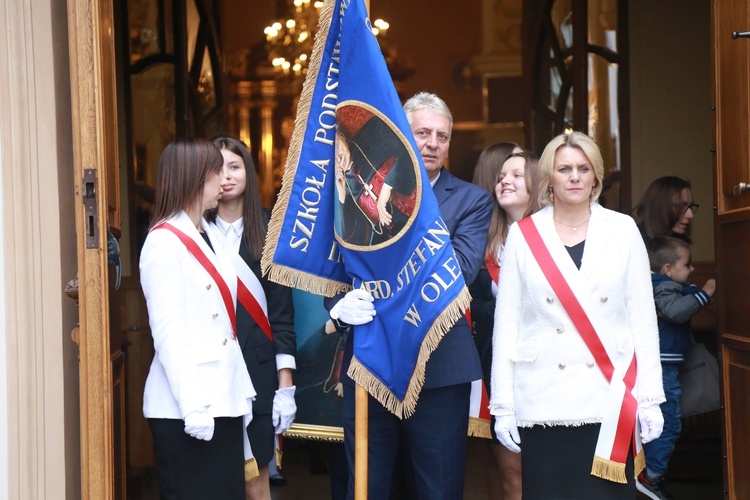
left=207, top=136, right=296, bottom=500
left=470, top=143, right=541, bottom=500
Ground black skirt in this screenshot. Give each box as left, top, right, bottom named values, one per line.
left=149, top=417, right=245, bottom=499
left=519, top=423, right=636, bottom=500
left=246, top=411, right=275, bottom=466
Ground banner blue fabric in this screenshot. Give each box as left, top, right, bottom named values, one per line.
left=262, top=0, right=470, bottom=417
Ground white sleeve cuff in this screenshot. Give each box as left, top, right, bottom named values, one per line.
left=276, top=353, right=296, bottom=371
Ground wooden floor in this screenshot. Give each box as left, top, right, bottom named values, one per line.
left=128, top=431, right=725, bottom=499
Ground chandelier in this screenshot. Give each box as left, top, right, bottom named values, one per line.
left=264, top=0, right=394, bottom=85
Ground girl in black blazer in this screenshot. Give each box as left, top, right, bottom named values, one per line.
left=208, top=136, right=297, bottom=499
left=470, top=144, right=541, bottom=500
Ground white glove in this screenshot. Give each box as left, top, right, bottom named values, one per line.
left=184, top=409, right=215, bottom=441
left=493, top=414, right=521, bottom=453
left=638, top=403, right=664, bottom=444
left=330, top=289, right=376, bottom=325
left=243, top=397, right=254, bottom=428
left=273, top=386, right=297, bottom=434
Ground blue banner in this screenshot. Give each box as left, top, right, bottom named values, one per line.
left=262, top=0, right=469, bottom=417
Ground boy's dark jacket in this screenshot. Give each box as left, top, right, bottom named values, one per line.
left=651, top=273, right=711, bottom=363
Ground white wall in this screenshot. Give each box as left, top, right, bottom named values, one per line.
left=629, top=0, right=714, bottom=261
left=0, top=138, right=7, bottom=500
left=0, top=0, right=81, bottom=498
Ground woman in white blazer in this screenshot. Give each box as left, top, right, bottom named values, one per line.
left=489, top=132, right=666, bottom=498
left=140, top=137, right=256, bottom=499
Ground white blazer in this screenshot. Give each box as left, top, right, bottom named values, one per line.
left=140, top=211, right=256, bottom=420
left=489, top=204, right=665, bottom=427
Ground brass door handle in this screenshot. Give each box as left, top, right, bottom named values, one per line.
left=731, top=31, right=750, bottom=39
left=732, top=182, right=750, bottom=196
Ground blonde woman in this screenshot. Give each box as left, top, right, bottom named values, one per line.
left=490, top=132, right=665, bottom=498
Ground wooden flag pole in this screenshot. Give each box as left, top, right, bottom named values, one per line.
left=355, top=2, right=370, bottom=498
left=353, top=9, right=372, bottom=500
left=354, top=384, right=368, bottom=499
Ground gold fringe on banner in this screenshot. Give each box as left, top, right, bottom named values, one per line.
left=347, top=287, right=472, bottom=418
left=244, top=457, right=260, bottom=481
left=590, top=455, right=627, bottom=484
left=260, top=0, right=348, bottom=297
left=468, top=417, right=492, bottom=439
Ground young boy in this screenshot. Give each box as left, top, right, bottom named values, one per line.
left=638, top=236, right=716, bottom=500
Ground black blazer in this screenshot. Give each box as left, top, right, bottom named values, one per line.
left=468, top=267, right=495, bottom=390
left=237, top=215, right=296, bottom=415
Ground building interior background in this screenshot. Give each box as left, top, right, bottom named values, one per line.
left=100, top=0, right=723, bottom=498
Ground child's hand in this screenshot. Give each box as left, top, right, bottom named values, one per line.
left=703, top=278, right=716, bottom=297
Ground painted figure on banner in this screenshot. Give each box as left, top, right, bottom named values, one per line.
left=334, top=104, right=418, bottom=248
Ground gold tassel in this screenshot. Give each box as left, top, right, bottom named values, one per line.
left=346, top=287, right=472, bottom=418
left=590, top=455, right=627, bottom=484
left=275, top=448, right=283, bottom=470
left=244, top=457, right=259, bottom=481
left=468, top=417, right=492, bottom=439
left=263, top=263, right=351, bottom=297
left=634, top=449, right=646, bottom=478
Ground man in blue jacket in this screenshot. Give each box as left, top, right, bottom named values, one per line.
left=326, top=92, right=493, bottom=499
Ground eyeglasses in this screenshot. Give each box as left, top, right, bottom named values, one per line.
left=673, top=202, right=699, bottom=214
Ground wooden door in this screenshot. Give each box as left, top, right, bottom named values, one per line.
left=67, top=0, right=125, bottom=498
left=712, top=0, right=750, bottom=497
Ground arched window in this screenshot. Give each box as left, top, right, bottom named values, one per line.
left=526, top=0, right=629, bottom=210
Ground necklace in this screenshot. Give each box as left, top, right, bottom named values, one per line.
left=554, top=217, right=590, bottom=231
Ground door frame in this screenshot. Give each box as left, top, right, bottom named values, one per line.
left=67, top=0, right=120, bottom=497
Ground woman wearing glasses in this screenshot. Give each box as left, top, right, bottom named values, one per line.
left=632, top=176, right=698, bottom=244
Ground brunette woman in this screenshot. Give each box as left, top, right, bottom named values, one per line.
left=470, top=143, right=539, bottom=500
left=141, top=137, right=255, bottom=499
left=208, top=136, right=296, bottom=500
left=633, top=176, right=698, bottom=244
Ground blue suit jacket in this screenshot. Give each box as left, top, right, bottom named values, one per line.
left=333, top=167, right=492, bottom=389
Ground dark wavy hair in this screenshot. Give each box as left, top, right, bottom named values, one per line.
left=206, top=136, right=267, bottom=261
left=633, top=176, right=693, bottom=242
left=150, top=137, right=223, bottom=229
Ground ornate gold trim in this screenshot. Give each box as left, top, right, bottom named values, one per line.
left=283, top=423, right=344, bottom=442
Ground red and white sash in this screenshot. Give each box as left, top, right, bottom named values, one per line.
left=468, top=378, right=492, bottom=439
left=230, top=252, right=272, bottom=343
left=153, top=222, right=237, bottom=338
left=518, top=217, right=644, bottom=483
left=467, top=262, right=494, bottom=439
left=155, top=221, right=262, bottom=478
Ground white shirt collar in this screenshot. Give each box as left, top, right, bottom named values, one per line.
left=430, top=170, right=441, bottom=188
left=215, top=215, right=244, bottom=237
